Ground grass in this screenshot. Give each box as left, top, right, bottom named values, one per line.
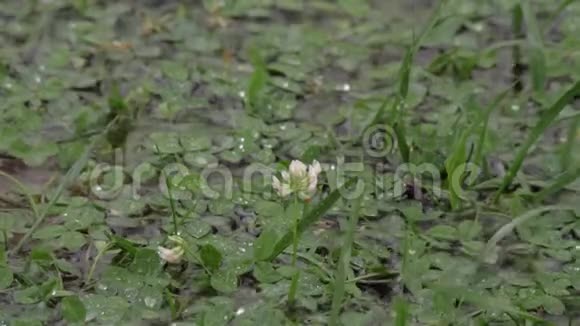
left=329, top=193, right=362, bottom=326
left=534, top=167, right=580, bottom=203
left=0, top=0, right=579, bottom=325
left=387, top=0, right=448, bottom=163
left=265, top=178, right=358, bottom=261
left=483, top=205, right=576, bottom=264
left=493, top=81, right=580, bottom=201
left=521, top=0, right=546, bottom=93
left=560, top=115, right=580, bottom=170
left=10, top=119, right=116, bottom=254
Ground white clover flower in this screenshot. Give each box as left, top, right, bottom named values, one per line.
left=157, top=246, right=184, bottom=264
left=272, top=160, right=322, bottom=200
left=158, top=235, right=185, bottom=264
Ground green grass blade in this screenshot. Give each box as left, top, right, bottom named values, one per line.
left=107, top=233, right=139, bottom=256
left=437, top=285, right=547, bottom=323
left=473, top=89, right=511, bottom=165
left=545, top=0, right=576, bottom=35
left=246, top=47, right=268, bottom=115
left=483, top=205, right=575, bottom=263
left=266, top=178, right=357, bottom=261
left=10, top=118, right=119, bottom=254
left=493, top=81, right=580, bottom=201
left=444, top=88, right=510, bottom=209
left=0, top=171, right=41, bottom=218
left=521, top=0, right=546, bottom=93
left=556, top=109, right=580, bottom=123
left=529, top=48, right=546, bottom=93
left=154, top=145, right=180, bottom=235
left=521, top=1, right=543, bottom=46
left=393, top=121, right=411, bottom=163
left=511, top=4, right=524, bottom=93
left=445, top=124, right=470, bottom=210
left=534, top=167, right=580, bottom=202
left=165, top=173, right=179, bottom=235
left=560, top=115, right=579, bottom=170
left=393, top=296, right=410, bottom=326
left=397, top=44, right=414, bottom=101
left=329, top=194, right=363, bottom=326
left=398, top=0, right=447, bottom=99
left=365, top=0, right=447, bottom=162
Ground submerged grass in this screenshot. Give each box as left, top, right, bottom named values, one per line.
left=483, top=205, right=575, bottom=263
left=363, top=0, right=447, bottom=163
left=534, top=167, right=580, bottom=202
left=494, top=81, right=580, bottom=201
left=521, top=0, right=546, bottom=93
left=329, top=193, right=362, bottom=326
left=156, top=146, right=180, bottom=236
left=265, top=178, right=358, bottom=262
left=393, top=296, right=410, bottom=326
left=473, top=88, right=511, bottom=166
left=560, top=115, right=579, bottom=170
left=10, top=118, right=119, bottom=254
left=0, top=171, right=41, bottom=219
left=1, top=1, right=579, bottom=324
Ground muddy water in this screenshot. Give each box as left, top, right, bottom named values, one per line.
left=0, top=157, right=56, bottom=195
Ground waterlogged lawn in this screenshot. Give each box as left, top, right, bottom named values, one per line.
left=0, top=0, right=579, bottom=325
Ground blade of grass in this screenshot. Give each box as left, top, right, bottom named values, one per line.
left=534, top=167, right=580, bottom=202
left=106, top=233, right=139, bottom=256
left=246, top=47, right=268, bottom=115
left=287, top=199, right=304, bottom=307
left=560, top=115, right=579, bottom=170
left=393, top=296, right=410, bottom=326
left=10, top=118, right=118, bottom=254
left=483, top=205, right=575, bottom=263
left=444, top=97, right=489, bottom=210
left=392, top=120, right=411, bottom=163
left=329, top=194, right=363, bottom=326
left=0, top=171, right=40, bottom=218
left=266, top=177, right=357, bottom=261
left=154, top=145, right=179, bottom=235
left=511, top=4, right=524, bottom=93
left=520, top=0, right=543, bottom=53
left=545, top=0, right=576, bottom=35
left=164, top=171, right=179, bottom=235
left=445, top=124, right=470, bottom=210
left=473, top=88, right=511, bottom=165
left=397, top=0, right=449, bottom=101
left=85, top=242, right=114, bottom=285
left=400, top=231, right=421, bottom=296
left=521, top=0, right=546, bottom=93
left=437, top=285, right=547, bottom=323
left=361, top=1, right=447, bottom=162
left=444, top=100, right=472, bottom=210
left=493, top=81, right=580, bottom=202
left=556, top=110, right=580, bottom=123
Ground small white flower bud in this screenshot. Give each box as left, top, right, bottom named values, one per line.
left=158, top=246, right=184, bottom=264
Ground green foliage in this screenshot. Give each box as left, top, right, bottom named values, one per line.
left=1, top=0, right=579, bottom=324
left=61, top=296, right=87, bottom=323
left=246, top=47, right=269, bottom=116
left=266, top=178, right=357, bottom=261
left=329, top=195, right=362, bottom=326
left=200, top=244, right=223, bottom=272
left=494, top=81, right=580, bottom=200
